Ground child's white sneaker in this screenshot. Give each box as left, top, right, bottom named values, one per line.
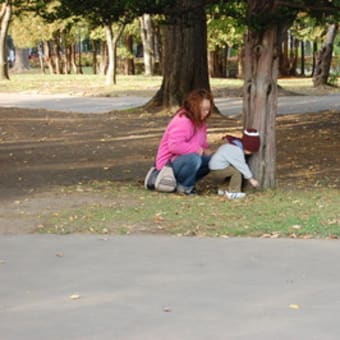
left=217, top=189, right=246, bottom=199
left=226, top=191, right=246, bottom=200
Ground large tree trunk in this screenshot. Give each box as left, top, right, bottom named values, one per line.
left=124, top=34, right=135, bottom=75
left=243, top=27, right=279, bottom=189
left=53, top=34, right=63, bottom=74
left=279, top=30, right=290, bottom=76
left=43, top=41, right=55, bottom=74
left=289, top=36, right=299, bottom=76
left=0, top=1, right=11, bottom=80
left=104, top=23, right=125, bottom=86
left=139, top=14, right=154, bottom=76
left=154, top=23, right=163, bottom=75
left=313, top=23, right=338, bottom=87
left=37, top=43, right=45, bottom=73
left=11, top=47, right=30, bottom=72
left=209, top=46, right=226, bottom=78
left=311, top=40, right=318, bottom=77
left=91, top=39, right=98, bottom=74
left=99, top=40, right=108, bottom=75
left=300, top=40, right=305, bottom=76
left=243, top=1, right=290, bottom=189
left=147, top=0, right=210, bottom=110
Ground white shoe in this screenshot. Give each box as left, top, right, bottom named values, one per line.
left=226, top=191, right=246, bottom=200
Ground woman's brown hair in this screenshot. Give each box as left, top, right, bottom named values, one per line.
left=180, top=89, right=214, bottom=127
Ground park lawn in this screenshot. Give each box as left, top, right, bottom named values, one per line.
left=0, top=73, right=339, bottom=237
left=2, top=71, right=339, bottom=97
left=39, top=181, right=340, bottom=239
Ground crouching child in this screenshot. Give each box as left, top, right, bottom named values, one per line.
left=209, top=128, right=260, bottom=200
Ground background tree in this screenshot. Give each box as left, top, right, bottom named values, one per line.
left=207, top=7, right=244, bottom=78
left=242, top=0, right=296, bottom=188
left=0, top=0, right=43, bottom=79
left=0, top=0, right=12, bottom=79
left=147, top=0, right=210, bottom=110
left=313, top=23, right=338, bottom=86
left=120, top=19, right=140, bottom=75
left=241, top=0, right=339, bottom=189
left=139, top=14, right=155, bottom=75
left=50, top=0, right=175, bottom=84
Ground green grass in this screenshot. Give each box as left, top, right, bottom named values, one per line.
left=3, top=71, right=337, bottom=97
left=1, top=72, right=163, bottom=96
left=39, top=181, right=340, bottom=238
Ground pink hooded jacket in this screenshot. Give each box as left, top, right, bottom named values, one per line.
left=155, top=110, right=208, bottom=170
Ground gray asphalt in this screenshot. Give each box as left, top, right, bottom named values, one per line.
left=1, top=235, right=340, bottom=340
left=0, top=92, right=339, bottom=115
left=1, top=93, right=340, bottom=339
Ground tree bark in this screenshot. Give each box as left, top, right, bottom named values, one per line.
left=38, top=43, right=45, bottom=74
left=311, top=40, right=317, bottom=76
left=243, top=27, right=279, bottom=189
left=124, top=34, right=135, bottom=75
left=105, top=23, right=125, bottom=86
left=146, top=0, right=210, bottom=110
left=289, top=36, right=299, bottom=76
left=139, top=14, right=154, bottom=76
left=313, top=23, right=338, bottom=87
left=300, top=40, right=305, bottom=76
left=99, top=40, right=108, bottom=75
left=243, top=0, right=291, bottom=189
left=91, top=39, right=98, bottom=74
left=279, top=30, right=290, bottom=76
left=11, top=47, right=30, bottom=72
left=0, top=1, right=11, bottom=80
left=53, top=35, right=63, bottom=74
left=43, top=41, right=55, bottom=74
left=209, top=46, right=225, bottom=78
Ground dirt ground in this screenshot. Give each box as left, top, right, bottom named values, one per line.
left=0, top=105, right=339, bottom=234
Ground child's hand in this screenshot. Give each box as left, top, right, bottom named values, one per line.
left=249, top=178, right=259, bottom=188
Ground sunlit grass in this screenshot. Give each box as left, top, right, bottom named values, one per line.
left=1, top=70, right=338, bottom=99
left=39, top=181, right=340, bottom=238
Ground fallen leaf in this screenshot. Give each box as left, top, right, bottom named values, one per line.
left=261, top=233, right=271, bottom=238
left=302, top=234, right=313, bottom=239
left=291, top=225, right=302, bottom=230
left=56, top=252, right=64, bottom=257
left=289, top=304, right=300, bottom=310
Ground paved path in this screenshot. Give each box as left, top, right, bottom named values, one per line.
left=0, top=92, right=339, bottom=115
left=1, top=235, right=340, bottom=340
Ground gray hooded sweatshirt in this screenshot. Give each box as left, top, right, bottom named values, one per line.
left=209, top=143, right=253, bottom=179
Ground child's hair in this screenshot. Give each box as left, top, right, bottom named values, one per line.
left=181, top=89, right=214, bottom=127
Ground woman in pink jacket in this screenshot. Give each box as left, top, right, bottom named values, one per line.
left=155, top=89, right=214, bottom=195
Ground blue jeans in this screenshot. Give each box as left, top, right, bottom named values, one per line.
left=171, top=153, right=211, bottom=191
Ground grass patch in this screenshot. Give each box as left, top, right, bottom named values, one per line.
left=39, top=181, right=340, bottom=239
left=3, top=72, right=336, bottom=97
